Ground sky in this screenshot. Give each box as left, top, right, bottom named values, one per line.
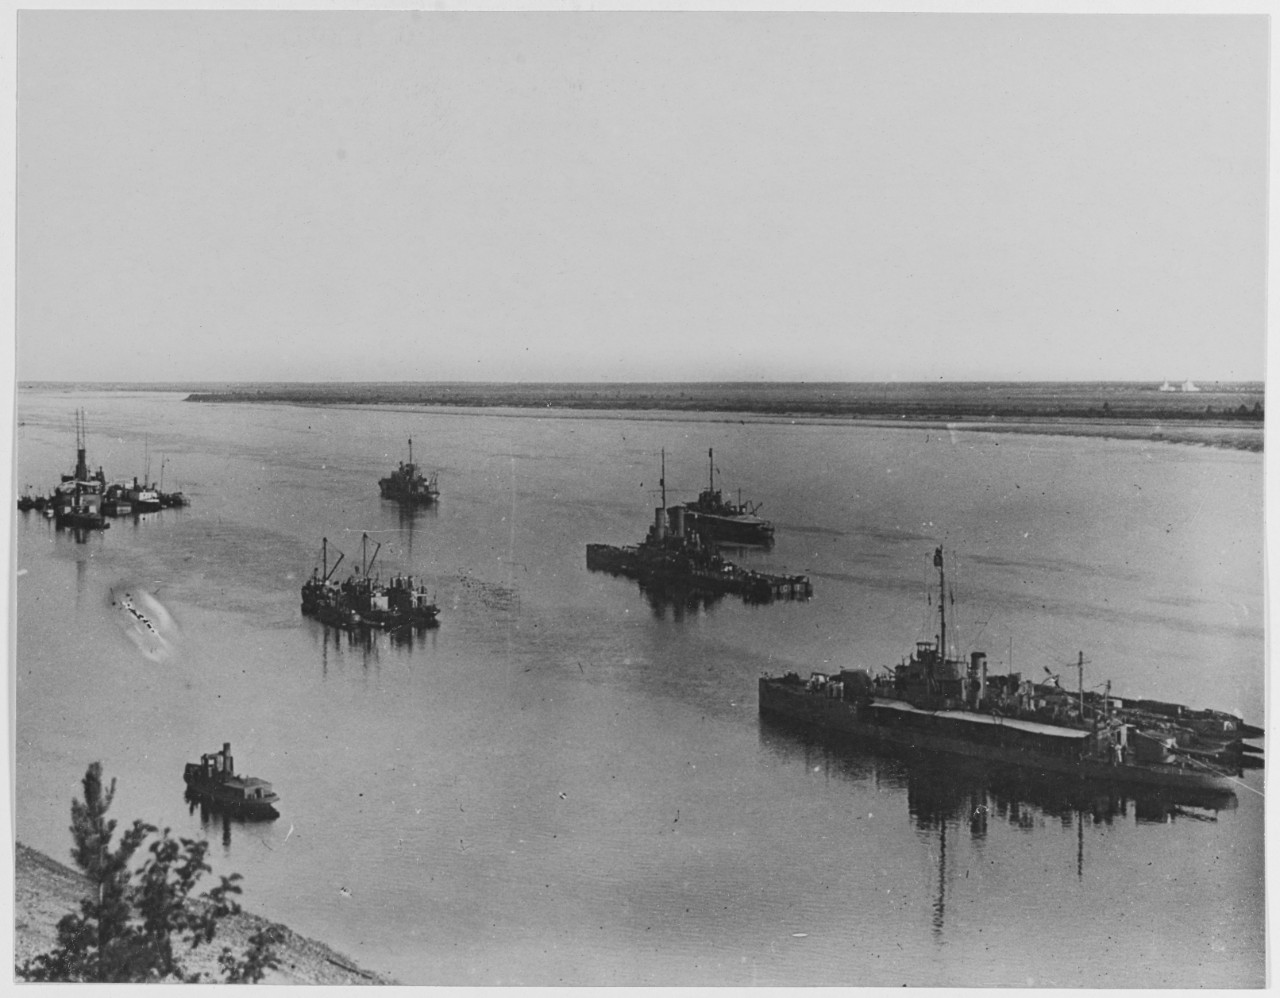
left=11, top=6, right=1271, bottom=384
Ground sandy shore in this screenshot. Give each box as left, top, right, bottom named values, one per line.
left=13, top=841, right=392, bottom=985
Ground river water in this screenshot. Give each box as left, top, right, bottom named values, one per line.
left=13, top=387, right=1265, bottom=986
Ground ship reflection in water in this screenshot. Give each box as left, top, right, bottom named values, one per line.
left=759, top=717, right=1237, bottom=937
left=183, top=790, right=277, bottom=851
left=637, top=580, right=726, bottom=620
left=310, top=613, right=440, bottom=676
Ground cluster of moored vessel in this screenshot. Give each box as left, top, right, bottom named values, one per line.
left=301, top=534, right=440, bottom=632
left=586, top=449, right=809, bottom=604
left=17, top=411, right=187, bottom=530
left=26, top=413, right=1262, bottom=815
left=759, top=546, right=1263, bottom=795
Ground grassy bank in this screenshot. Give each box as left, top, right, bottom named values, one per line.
left=13, top=842, right=391, bottom=985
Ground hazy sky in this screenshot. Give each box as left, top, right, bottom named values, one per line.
left=14, top=9, right=1269, bottom=383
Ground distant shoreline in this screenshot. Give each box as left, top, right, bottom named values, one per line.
left=176, top=383, right=1263, bottom=452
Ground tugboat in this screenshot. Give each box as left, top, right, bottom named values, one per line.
left=183, top=742, right=280, bottom=818
left=586, top=451, right=810, bottom=605
left=378, top=438, right=440, bottom=505
left=302, top=534, right=441, bottom=631
left=679, top=448, right=775, bottom=546
left=758, top=547, right=1260, bottom=794
left=51, top=410, right=109, bottom=530
left=125, top=476, right=162, bottom=513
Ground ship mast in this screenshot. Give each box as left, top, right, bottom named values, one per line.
left=660, top=448, right=666, bottom=509
left=708, top=448, right=714, bottom=494
left=74, top=409, right=89, bottom=482
left=1077, top=651, right=1085, bottom=722
left=408, top=437, right=413, bottom=470
left=935, top=546, right=946, bottom=669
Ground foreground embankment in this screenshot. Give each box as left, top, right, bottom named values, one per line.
left=177, top=381, right=1264, bottom=451
left=13, top=842, right=391, bottom=985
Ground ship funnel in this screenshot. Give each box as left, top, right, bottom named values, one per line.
left=672, top=505, right=686, bottom=538
left=654, top=507, right=667, bottom=540
left=970, top=653, right=987, bottom=707
left=222, top=742, right=232, bottom=774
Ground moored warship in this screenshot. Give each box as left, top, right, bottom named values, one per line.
left=587, top=451, right=809, bottom=604
left=759, top=547, right=1260, bottom=794
left=379, top=438, right=440, bottom=505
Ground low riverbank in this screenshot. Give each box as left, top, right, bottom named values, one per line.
left=13, top=842, right=391, bottom=985
left=175, top=381, right=1264, bottom=451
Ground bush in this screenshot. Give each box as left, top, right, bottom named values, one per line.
left=16, top=762, right=278, bottom=983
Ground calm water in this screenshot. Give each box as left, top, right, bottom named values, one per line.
left=13, top=388, right=1265, bottom=986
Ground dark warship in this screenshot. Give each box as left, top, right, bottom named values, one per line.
left=379, top=438, right=440, bottom=505
left=759, top=547, right=1261, bottom=795
left=587, top=451, right=810, bottom=604
left=679, top=448, right=775, bottom=546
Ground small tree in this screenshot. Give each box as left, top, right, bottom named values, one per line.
left=17, top=762, right=278, bottom=983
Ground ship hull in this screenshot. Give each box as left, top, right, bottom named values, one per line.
left=586, top=544, right=810, bottom=603
left=379, top=482, right=439, bottom=504
left=55, top=510, right=109, bottom=530
left=182, top=776, right=279, bottom=818
left=759, top=678, right=1239, bottom=794
left=681, top=509, right=775, bottom=545
left=301, top=602, right=440, bottom=632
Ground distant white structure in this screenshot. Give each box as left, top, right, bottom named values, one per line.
left=1159, top=380, right=1176, bottom=392
left=1158, top=380, right=1200, bottom=392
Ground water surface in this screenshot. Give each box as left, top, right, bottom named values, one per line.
left=13, top=388, right=1265, bottom=986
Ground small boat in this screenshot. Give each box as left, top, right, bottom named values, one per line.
left=183, top=742, right=279, bottom=817
left=378, top=438, right=440, bottom=505
left=125, top=476, right=163, bottom=513
left=156, top=456, right=189, bottom=508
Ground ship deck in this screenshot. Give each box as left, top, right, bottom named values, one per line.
left=869, top=697, right=1093, bottom=741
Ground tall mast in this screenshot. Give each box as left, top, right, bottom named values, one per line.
left=936, top=546, right=946, bottom=666
left=409, top=437, right=413, bottom=468
left=74, top=409, right=89, bottom=482
left=708, top=448, right=714, bottom=493
left=660, top=449, right=666, bottom=509
left=1077, top=651, right=1085, bottom=721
